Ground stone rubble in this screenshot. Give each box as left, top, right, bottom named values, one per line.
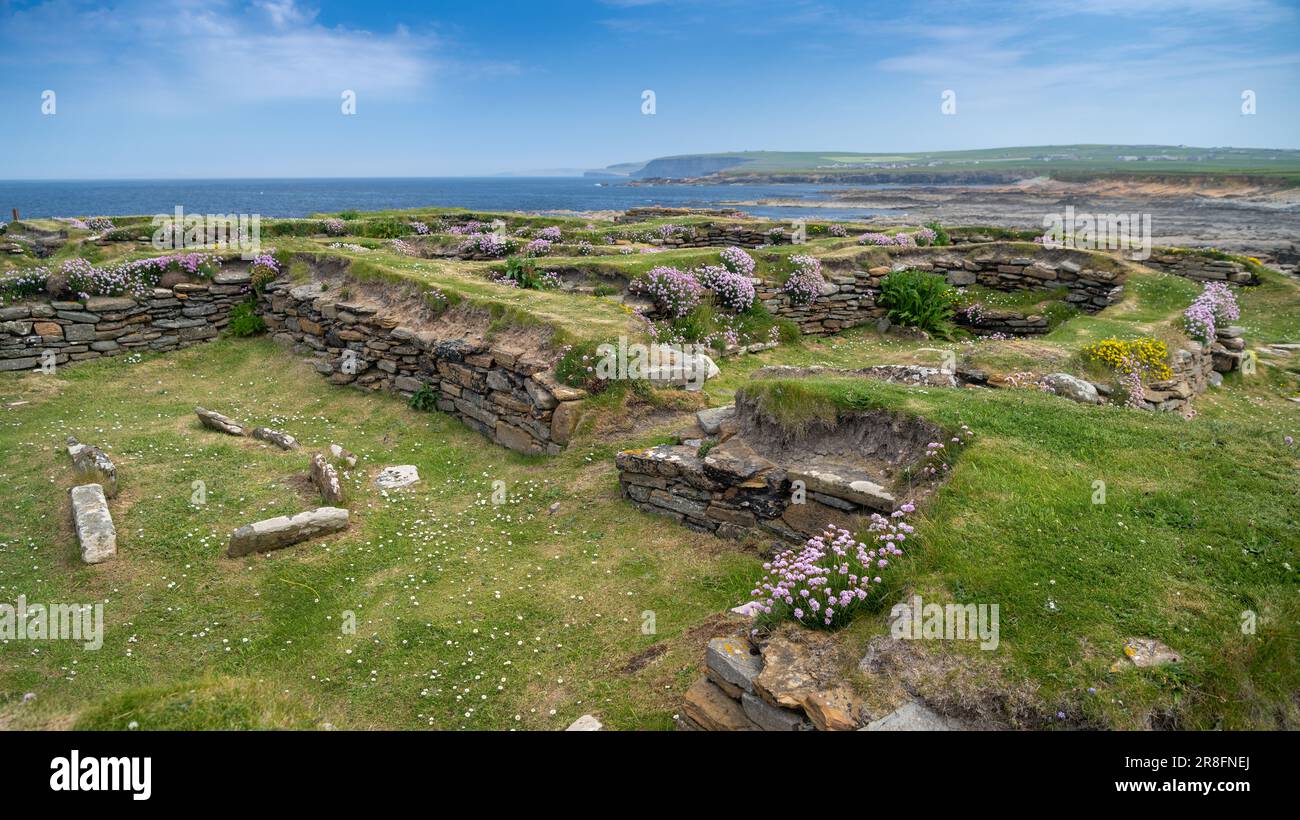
left=309, top=452, right=346, bottom=504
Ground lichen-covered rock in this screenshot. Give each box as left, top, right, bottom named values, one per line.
left=310, top=452, right=345, bottom=504
left=67, top=436, right=117, bottom=497
left=195, top=407, right=246, bottom=436
left=226, top=507, right=349, bottom=557
left=1041, top=373, right=1102, bottom=405
left=374, top=465, right=420, bottom=490
left=252, top=426, right=299, bottom=450
left=70, top=484, right=116, bottom=563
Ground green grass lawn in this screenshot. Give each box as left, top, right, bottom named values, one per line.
left=0, top=339, right=757, bottom=730
left=3, top=216, right=1297, bottom=730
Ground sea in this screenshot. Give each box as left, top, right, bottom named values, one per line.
left=0, top=177, right=900, bottom=222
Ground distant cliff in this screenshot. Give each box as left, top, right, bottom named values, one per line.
left=631, top=155, right=751, bottom=179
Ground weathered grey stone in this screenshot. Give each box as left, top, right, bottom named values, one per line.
left=195, top=407, right=246, bottom=436
left=742, top=691, right=814, bottom=731
left=564, top=714, right=603, bottom=731
left=70, top=484, right=116, bottom=563
left=706, top=636, right=763, bottom=694
left=227, top=507, right=349, bottom=557
left=787, top=467, right=895, bottom=512
left=374, top=464, right=420, bottom=490
left=329, top=443, right=358, bottom=467
left=310, top=452, right=345, bottom=504
left=252, top=426, right=299, bottom=450
left=696, top=404, right=735, bottom=436
left=862, top=701, right=960, bottom=731
left=1041, top=372, right=1102, bottom=405
left=67, top=437, right=117, bottom=497
left=1119, top=637, right=1181, bottom=669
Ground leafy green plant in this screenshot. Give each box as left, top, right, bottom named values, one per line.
left=494, top=256, right=559, bottom=290
left=877, top=269, right=958, bottom=338
left=925, top=220, right=951, bottom=246
left=408, top=383, right=438, bottom=411
left=226, top=301, right=266, bottom=337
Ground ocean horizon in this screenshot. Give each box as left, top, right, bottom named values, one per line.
left=0, top=177, right=899, bottom=222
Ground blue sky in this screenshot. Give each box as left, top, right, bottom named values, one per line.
left=1, top=0, right=1297, bottom=178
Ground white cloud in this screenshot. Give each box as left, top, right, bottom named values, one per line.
left=0, top=0, right=441, bottom=106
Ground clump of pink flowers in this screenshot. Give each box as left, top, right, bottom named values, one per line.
left=748, top=506, right=915, bottom=630
left=783, top=254, right=824, bottom=305
left=445, top=221, right=484, bottom=235
left=719, top=246, right=756, bottom=277
left=696, top=265, right=756, bottom=312
left=920, top=423, right=974, bottom=477
left=631, top=266, right=702, bottom=317
left=322, top=218, right=346, bottom=236
left=537, top=226, right=562, bottom=242
left=1182, top=281, right=1240, bottom=342
left=458, top=233, right=511, bottom=257
left=858, top=231, right=916, bottom=247
left=408, top=221, right=430, bottom=235
left=523, top=238, right=553, bottom=257
left=828, top=224, right=848, bottom=237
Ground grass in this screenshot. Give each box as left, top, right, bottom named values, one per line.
left=738, top=374, right=1299, bottom=729
left=3, top=211, right=1298, bottom=730
left=0, top=338, right=757, bottom=730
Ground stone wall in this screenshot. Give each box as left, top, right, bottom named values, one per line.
left=759, top=245, right=1125, bottom=335
left=616, top=397, right=940, bottom=545
left=0, top=271, right=252, bottom=372
left=648, top=223, right=787, bottom=249
left=1145, top=251, right=1257, bottom=284
left=257, top=279, right=585, bottom=455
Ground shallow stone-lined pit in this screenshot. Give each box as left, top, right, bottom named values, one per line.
left=617, top=392, right=946, bottom=544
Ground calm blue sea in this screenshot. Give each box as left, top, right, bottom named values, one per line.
left=0, top=177, right=897, bottom=221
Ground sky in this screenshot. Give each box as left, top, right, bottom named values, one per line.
left=1, top=0, right=1297, bottom=179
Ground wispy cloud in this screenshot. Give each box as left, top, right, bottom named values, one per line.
left=0, top=0, right=442, bottom=107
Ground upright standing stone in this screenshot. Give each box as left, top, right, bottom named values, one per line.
left=70, top=484, right=116, bottom=563
left=310, top=452, right=346, bottom=504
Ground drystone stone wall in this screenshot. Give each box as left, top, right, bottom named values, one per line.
left=759, top=246, right=1126, bottom=335
left=0, top=271, right=252, bottom=371
left=257, top=279, right=585, bottom=455
left=1144, top=252, right=1257, bottom=284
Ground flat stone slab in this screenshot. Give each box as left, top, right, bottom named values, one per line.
left=310, top=452, right=346, bottom=504
left=195, top=407, right=247, bottom=436
left=252, top=426, right=299, bottom=450
left=227, top=507, right=349, bottom=557
left=1118, top=637, right=1182, bottom=669
left=374, top=465, right=420, bottom=490
left=67, top=436, right=117, bottom=497
left=695, top=405, right=735, bottom=436
left=787, top=467, right=895, bottom=512
left=862, top=701, right=960, bottom=731
left=682, top=677, right=756, bottom=731
left=706, top=637, right=763, bottom=695
left=70, top=484, right=116, bottom=563
left=564, top=714, right=603, bottom=731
